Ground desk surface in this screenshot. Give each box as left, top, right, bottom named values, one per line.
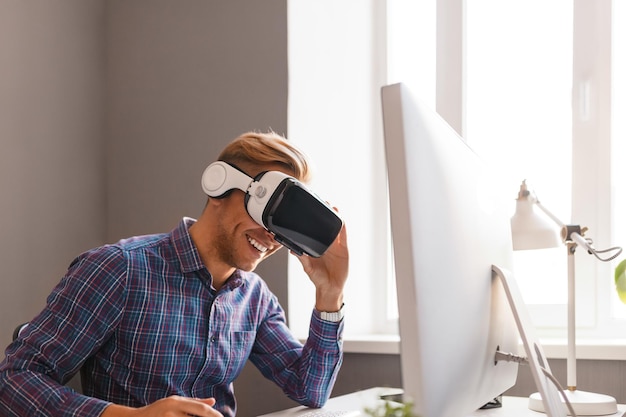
left=258, top=388, right=626, bottom=417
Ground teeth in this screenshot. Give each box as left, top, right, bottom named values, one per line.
left=247, top=236, right=268, bottom=253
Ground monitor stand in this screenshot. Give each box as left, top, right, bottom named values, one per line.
left=492, top=264, right=567, bottom=417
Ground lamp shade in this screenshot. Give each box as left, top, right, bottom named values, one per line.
left=510, top=182, right=561, bottom=251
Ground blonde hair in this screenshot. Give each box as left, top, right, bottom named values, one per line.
left=218, top=131, right=312, bottom=182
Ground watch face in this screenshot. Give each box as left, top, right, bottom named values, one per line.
left=263, top=180, right=343, bottom=257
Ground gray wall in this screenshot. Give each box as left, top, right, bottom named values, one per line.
left=508, top=358, right=626, bottom=404
left=104, top=0, right=290, bottom=242
left=1, top=2, right=625, bottom=417
left=104, top=3, right=292, bottom=415
left=0, top=0, right=107, bottom=349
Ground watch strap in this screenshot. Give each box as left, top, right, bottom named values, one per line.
left=319, top=303, right=345, bottom=322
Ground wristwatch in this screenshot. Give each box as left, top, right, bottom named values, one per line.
left=319, top=303, right=345, bottom=322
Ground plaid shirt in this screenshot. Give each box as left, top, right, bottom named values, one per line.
left=0, top=218, right=344, bottom=417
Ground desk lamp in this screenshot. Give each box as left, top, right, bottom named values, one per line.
left=510, top=180, right=623, bottom=416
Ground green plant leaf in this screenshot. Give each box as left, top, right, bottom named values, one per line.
left=615, top=259, right=626, bottom=304
left=364, top=400, right=417, bottom=417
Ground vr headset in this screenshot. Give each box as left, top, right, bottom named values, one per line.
left=201, top=161, right=343, bottom=258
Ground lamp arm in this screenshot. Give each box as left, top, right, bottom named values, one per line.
left=534, top=201, right=566, bottom=229
left=534, top=200, right=622, bottom=262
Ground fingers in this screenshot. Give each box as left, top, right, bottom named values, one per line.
left=179, top=397, right=222, bottom=417
left=196, top=398, right=216, bottom=406
left=134, top=396, right=223, bottom=417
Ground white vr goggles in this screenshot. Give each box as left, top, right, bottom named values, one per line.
left=201, top=161, right=343, bottom=258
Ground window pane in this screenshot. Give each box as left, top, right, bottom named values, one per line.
left=385, top=0, right=437, bottom=322
left=466, top=1, right=573, bottom=308
left=611, top=0, right=626, bottom=319
left=386, top=0, right=436, bottom=108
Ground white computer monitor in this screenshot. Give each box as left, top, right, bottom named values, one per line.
left=381, top=83, right=566, bottom=417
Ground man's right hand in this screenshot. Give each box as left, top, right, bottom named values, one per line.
left=101, top=396, right=223, bottom=417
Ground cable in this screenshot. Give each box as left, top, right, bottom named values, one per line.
left=584, top=239, right=622, bottom=263
left=495, top=350, right=579, bottom=416
left=540, top=366, right=578, bottom=417
left=494, top=350, right=528, bottom=365
left=572, top=232, right=622, bottom=263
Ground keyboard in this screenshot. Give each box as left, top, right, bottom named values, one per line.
left=297, top=410, right=361, bottom=417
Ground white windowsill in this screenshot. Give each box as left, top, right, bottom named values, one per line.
left=342, top=335, right=401, bottom=355
left=539, top=339, right=626, bottom=361
left=342, top=335, right=626, bottom=360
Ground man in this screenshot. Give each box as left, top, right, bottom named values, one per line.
left=0, top=131, right=349, bottom=417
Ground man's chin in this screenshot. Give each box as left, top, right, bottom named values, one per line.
left=240, top=250, right=280, bottom=272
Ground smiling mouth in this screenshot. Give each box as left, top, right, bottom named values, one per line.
left=247, top=236, right=269, bottom=253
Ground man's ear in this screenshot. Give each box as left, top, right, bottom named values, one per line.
left=207, top=190, right=240, bottom=209
left=206, top=196, right=223, bottom=207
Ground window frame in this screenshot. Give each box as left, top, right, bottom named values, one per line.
left=391, top=0, right=625, bottom=341
left=287, top=0, right=626, bottom=350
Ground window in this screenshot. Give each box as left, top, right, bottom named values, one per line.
left=465, top=0, right=575, bottom=332
left=611, top=0, right=626, bottom=320
left=288, top=0, right=626, bottom=346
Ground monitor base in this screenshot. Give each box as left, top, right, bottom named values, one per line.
left=529, top=389, right=617, bottom=416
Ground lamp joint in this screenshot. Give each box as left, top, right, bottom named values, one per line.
left=562, top=225, right=583, bottom=242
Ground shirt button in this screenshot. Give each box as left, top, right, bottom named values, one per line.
left=211, top=336, right=217, bottom=343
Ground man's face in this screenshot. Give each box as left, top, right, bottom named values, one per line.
left=212, top=164, right=292, bottom=272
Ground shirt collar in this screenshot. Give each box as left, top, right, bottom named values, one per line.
left=172, top=217, right=245, bottom=290
left=172, top=217, right=205, bottom=274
